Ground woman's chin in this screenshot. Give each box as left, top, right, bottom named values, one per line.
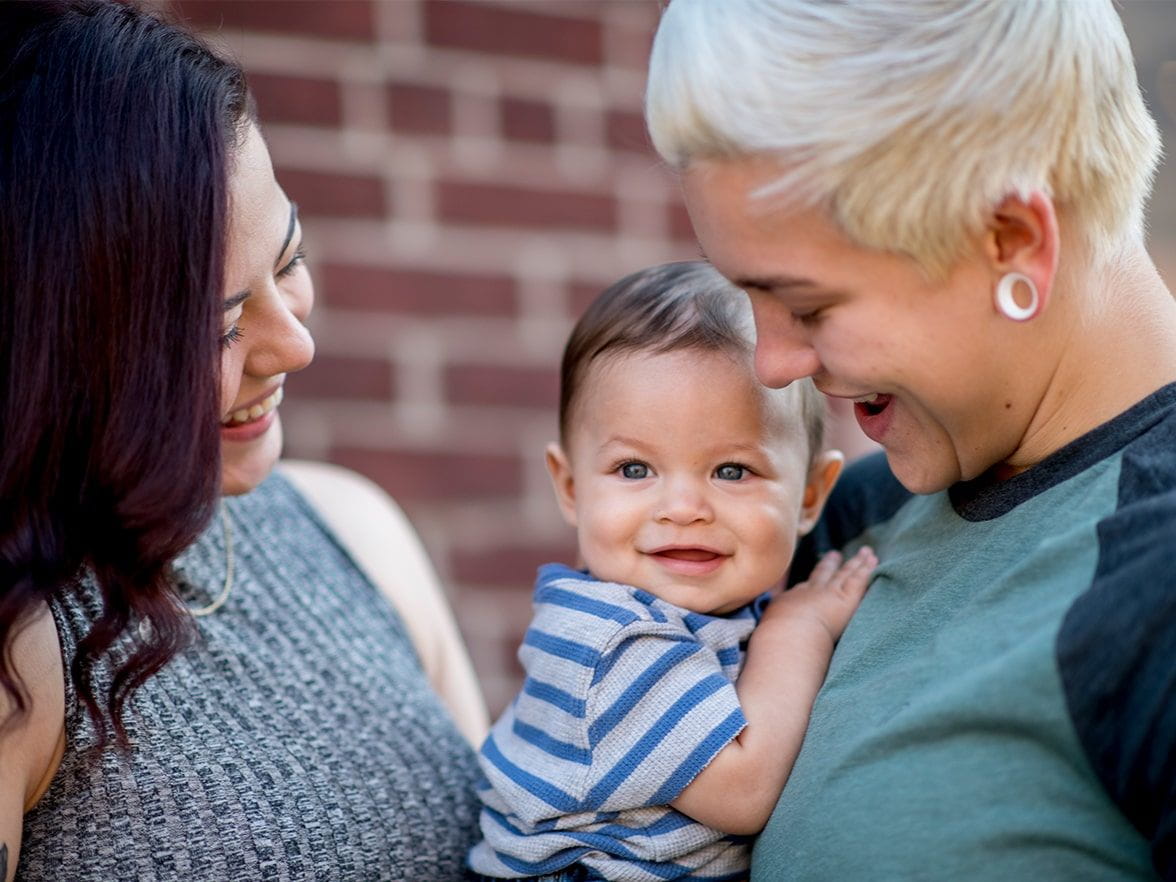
left=220, top=417, right=284, bottom=496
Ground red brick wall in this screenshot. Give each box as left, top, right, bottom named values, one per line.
left=170, top=0, right=693, bottom=713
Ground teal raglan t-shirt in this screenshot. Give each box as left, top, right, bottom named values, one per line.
left=752, top=383, right=1176, bottom=881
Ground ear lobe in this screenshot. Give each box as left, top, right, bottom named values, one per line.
left=985, top=191, right=1058, bottom=317
left=544, top=442, right=578, bottom=528
left=798, top=449, right=844, bottom=536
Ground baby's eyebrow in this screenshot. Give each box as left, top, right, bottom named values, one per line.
left=597, top=435, right=651, bottom=454
left=602, top=434, right=646, bottom=446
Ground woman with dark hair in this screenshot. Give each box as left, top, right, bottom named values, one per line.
left=0, top=1, right=485, bottom=878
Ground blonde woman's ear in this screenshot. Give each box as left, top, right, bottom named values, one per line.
left=798, top=450, right=845, bottom=535
left=983, top=191, right=1058, bottom=320
left=544, top=442, right=579, bottom=528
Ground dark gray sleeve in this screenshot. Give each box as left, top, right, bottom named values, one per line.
left=1058, top=484, right=1176, bottom=879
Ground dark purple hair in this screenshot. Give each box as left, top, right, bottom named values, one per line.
left=0, top=0, right=251, bottom=743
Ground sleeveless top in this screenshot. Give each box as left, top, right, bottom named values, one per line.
left=18, top=473, right=482, bottom=881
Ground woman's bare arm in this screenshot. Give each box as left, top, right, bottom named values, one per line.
left=0, top=605, right=66, bottom=881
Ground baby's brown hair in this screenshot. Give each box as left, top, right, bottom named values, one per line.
left=558, top=261, right=826, bottom=462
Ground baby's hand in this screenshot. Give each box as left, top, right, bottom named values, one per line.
left=761, top=547, right=877, bottom=644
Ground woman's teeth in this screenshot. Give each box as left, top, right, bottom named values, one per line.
left=854, top=392, right=890, bottom=417
left=224, top=387, right=283, bottom=426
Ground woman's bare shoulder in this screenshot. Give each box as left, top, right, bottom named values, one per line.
left=0, top=604, right=66, bottom=879
left=5, top=607, right=66, bottom=809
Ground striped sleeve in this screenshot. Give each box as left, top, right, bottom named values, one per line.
left=477, top=574, right=745, bottom=826
left=582, top=628, right=746, bottom=813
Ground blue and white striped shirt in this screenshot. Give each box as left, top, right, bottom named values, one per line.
left=469, top=564, right=765, bottom=881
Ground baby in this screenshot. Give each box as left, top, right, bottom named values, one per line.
left=468, top=262, right=875, bottom=881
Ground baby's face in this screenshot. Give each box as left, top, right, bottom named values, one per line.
left=549, top=348, right=818, bottom=614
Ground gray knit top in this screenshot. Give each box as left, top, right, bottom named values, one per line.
left=18, top=473, right=481, bottom=881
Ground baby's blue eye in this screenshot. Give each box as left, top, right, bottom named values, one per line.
left=715, top=463, right=746, bottom=481
left=620, top=462, right=649, bottom=480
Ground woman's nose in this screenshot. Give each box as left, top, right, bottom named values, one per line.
left=748, top=294, right=822, bottom=388
left=754, top=335, right=821, bottom=388
left=247, top=280, right=315, bottom=377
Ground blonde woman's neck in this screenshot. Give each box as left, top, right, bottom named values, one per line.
left=1002, top=244, right=1176, bottom=476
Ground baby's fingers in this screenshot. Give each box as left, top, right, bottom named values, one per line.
left=808, top=547, right=876, bottom=592
left=807, top=550, right=844, bottom=584
left=828, top=547, right=877, bottom=598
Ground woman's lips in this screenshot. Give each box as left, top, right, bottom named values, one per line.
left=853, top=393, right=895, bottom=443
left=221, top=386, right=283, bottom=443
left=648, top=547, right=727, bottom=576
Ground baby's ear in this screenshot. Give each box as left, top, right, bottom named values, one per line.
left=798, top=449, right=844, bottom=535
left=544, top=442, right=578, bottom=527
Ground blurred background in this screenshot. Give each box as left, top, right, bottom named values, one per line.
left=166, top=0, right=1176, bottom=716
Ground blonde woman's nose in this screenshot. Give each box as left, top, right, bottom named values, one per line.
left=754, top=330, right=821, bottom=389
left=747, top=295, right=821, bottom=388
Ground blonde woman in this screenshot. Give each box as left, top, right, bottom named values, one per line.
left=646, top=1, right=1175, bottom=879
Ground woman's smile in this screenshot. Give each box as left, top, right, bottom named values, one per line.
left=853, top=393, right=895, bottom=443
left=221, top=385, right=283, bottom=442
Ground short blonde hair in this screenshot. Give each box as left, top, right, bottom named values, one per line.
left=646, top=0, right=1161, bottom=277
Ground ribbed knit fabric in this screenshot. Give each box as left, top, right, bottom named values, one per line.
left=18, top=473, right=481, bottom=881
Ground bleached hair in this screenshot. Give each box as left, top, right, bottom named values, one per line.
left=646, top=0, right=1161, bottom=278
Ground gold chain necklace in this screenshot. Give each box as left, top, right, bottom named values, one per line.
left=187, top=503, right=234, bottom=617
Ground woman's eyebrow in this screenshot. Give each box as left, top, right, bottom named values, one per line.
left=276, top=201, right=299, bottom=266
left=223, top=202, right=301, bottom=309
left=733, top=274, right=815, bottom=293
left=695, top=248, right=816, bottom=292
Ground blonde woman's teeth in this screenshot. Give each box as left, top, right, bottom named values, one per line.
left=853, top=393, right=880, bottom=404
left=225, top=387, right=283, bottom=426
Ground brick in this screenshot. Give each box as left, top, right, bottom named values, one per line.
left=452, top=541, right=580, bottom=588
left=331, top=447, right=524, bottom=500
left=667, top=200, right=697, bottom=245
left=319, top=264, right=517, bottom=316
left=498, top=633, right=526, bottom=683
left=284, top=354, right=393, bottom=401
left=602, top=8, right=659, bottom=71
left=177, top=0, right=376, bottom=41
left=605, top=109, right=651, bottom=154
left=501, top=97, right=556, bottom=144
left=570, top=280, right=606, bottom=316
left=445, top=364, right=559, bottom=409
left=436, top=180, right=616, bottom=232
left=277, top=168, right=387, bottom=218
left=250, top=72, right=342, bottom=128
left=387, top=83, right=452, bottom=136
left=424, top=1, right=603, bottom=66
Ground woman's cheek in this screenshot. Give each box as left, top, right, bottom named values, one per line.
left=219, top=352, right=241, bottom=418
